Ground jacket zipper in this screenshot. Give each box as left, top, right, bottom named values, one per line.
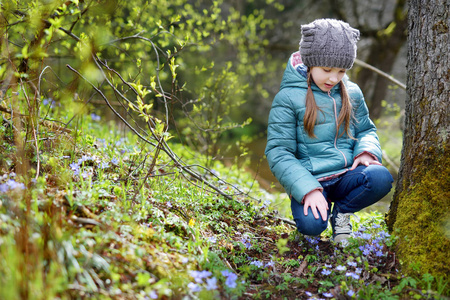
left=328, top=90, right=348, bottom=167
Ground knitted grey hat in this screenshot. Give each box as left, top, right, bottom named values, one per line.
left=300, top=19, right=360, bottom=69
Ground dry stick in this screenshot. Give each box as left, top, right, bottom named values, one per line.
left=382, top=150, right=399, bottom=171
left=354, top=58, right=406, bottom=90
left=267, top=214, right=296, bottom=227
left=66, top=64, right=233, bottom=200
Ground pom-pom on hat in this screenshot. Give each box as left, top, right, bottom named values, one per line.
left=300, top=19, right=360, bottom=69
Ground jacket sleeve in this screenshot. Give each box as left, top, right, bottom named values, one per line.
left=351, top=89, right=382, bottom=162
left=265, top=91, right=322, bottom=203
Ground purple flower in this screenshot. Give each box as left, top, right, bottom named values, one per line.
left=111, top=158, right=119, bottom=165
left=98, top=162, right=109, bottom=169
left=361, top=233, right=372, bottom=240
left=321, top=269, right=332, bottom=275
left=347, top=261, right=357, bottom=267
left=262, top=199, right=271, bottom=209
left=305, top=291, right=313, bottom=297
left=265, top=260, right=275, bottom=268
left=336, top=265, right=346, bottom=271
left=357, top=226, right=366, bottom=232
left=323, top=292, right=334, bottom=298
left=363, top=248, right=370, bottom=256
left=181, top=257, right=189, bottom=264
left=167, top=201, right=172, bottom=208
left=347, top=290, right=355, bottom=297
left=355, top=268, right=362, bottom=274
left=91, top=113, right=101, bottom=121
left=149, top=290, right=158, bottom=299
left=6, top=179, right=25, bottom=190
left=379, top=231, right=390, bottom=238
left=78, top=155, right=93, bottom=165
left=0, top=184, right=8, bottom=193
left=241, top=237, right=251, bottom=249
left=188, top=282, right=202, bottom=292
left=305, top=236, right=320, bottom=244
left=375, top=250, right=384, bottom=257
left=222, top=270, right=237, bottom=289
left=190, top=270, right=212, bottom=283
left=43, top=98, right=56, bottom=107
left=346, top=272, right=360, bottom=280
left=205, top=277, right=218, bottom=290
left=70, top=162, right=79, bottom=170
left=225, top=275, right=237, bottom=288
left=250, top=260, right=264, bottom=268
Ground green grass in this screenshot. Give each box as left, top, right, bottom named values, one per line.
left=0, top=114, right=448, bottom=299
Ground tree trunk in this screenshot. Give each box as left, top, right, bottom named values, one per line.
left=385, top=0, right=450, bottom=279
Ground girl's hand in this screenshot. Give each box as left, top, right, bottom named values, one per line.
left=303, top=190, right=329, bottom=221
left=350, top=153, right=382, bottom=170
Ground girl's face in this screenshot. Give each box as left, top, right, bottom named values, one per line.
left=310, top=67, right=346, bottom=92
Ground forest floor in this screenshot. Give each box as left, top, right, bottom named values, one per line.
left=0, top=116, right=448, bottom=300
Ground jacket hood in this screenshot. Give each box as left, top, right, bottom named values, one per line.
left=280, top=52, right=308, bottom=90
left=280, top=51, right=348, bottom=92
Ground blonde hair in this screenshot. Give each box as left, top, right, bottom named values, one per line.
left=304, top=68, right=354, bottom=139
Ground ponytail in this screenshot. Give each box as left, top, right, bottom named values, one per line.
left=303, top=69, right=355, bottom=139
left=303, top=70, right=321, bottom=138
left=337, top=80, right=355, bottom=139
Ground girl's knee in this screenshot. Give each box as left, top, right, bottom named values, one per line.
left=294, top=215, right=328, bottom=236
left=367, top=165, right=393, bottom=182
left=366, top=165, right=394, bottom=193
left=291, top=200, right=329, bottom=236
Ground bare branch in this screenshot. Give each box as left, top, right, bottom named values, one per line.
left=66, top=63, right=237, bottom=200
left=354, top=58, right=406, bottom=90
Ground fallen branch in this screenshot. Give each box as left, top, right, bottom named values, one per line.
left=267, top=214, right=296, bottom=227
left=71, top=216, right=102, bottom=227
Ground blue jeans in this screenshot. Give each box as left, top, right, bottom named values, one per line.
left=291, top=165, right=393, bottom=236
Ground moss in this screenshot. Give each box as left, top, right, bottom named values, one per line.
left=393, top=148, right=450, bottom=280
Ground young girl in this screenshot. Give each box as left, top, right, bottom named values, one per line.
left=265, top=19, right=393, bottom=245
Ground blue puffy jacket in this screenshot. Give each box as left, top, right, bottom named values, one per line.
left=265, top=52, right=382, bottom=203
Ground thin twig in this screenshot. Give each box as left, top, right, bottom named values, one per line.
left=66, top=64, right=158, bottom=148
left=354, top=58, right=406, bottom=90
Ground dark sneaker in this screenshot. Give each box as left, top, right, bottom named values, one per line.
left=330, top=206, right=358, bottom=246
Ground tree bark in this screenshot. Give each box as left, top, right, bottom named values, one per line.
left=386, top=0, right=450, bottom=279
